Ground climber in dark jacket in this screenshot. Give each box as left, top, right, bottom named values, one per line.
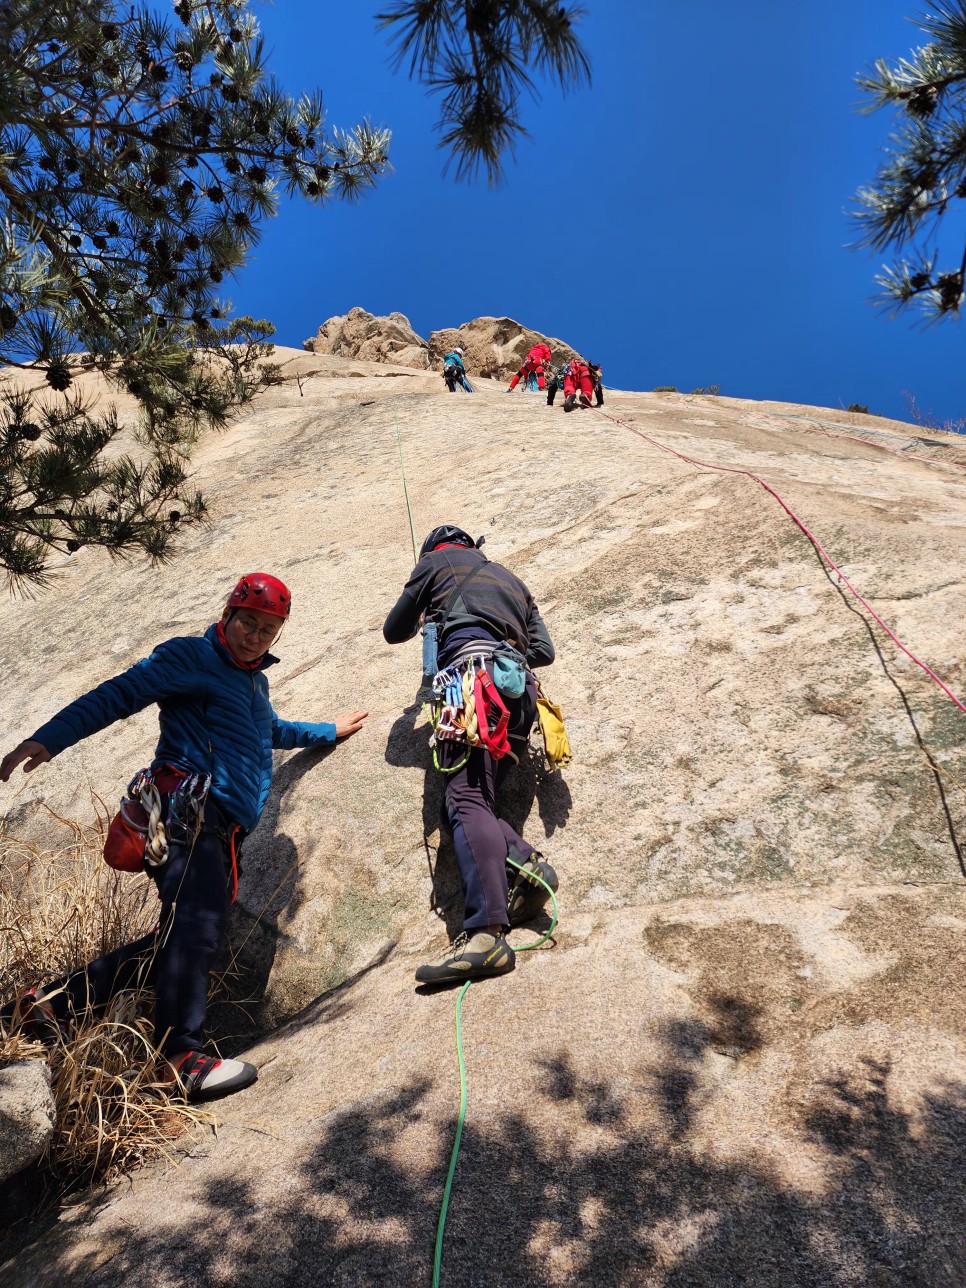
left=383, top=525, right=558, bottom=985
left=0, top=573, right=367, bottom=1101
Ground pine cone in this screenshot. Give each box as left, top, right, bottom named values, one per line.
left=19, top=423, right=42, bottom=441
left=937, top=271, right=964, bottom=310
left=908, top=84, right=939, bottom=117
left=45, top=364, right=72, bottom=392
left=183, top=232, right=201, bottom=251
left=247, top=165, right=267, bottom=183
left=65, top=540, right=81, bottom=553
left=102, top=22, right=118, bottom=40
left=206, top=186, right=225, bottom=202
left=0, top=304, right=17, bottom=333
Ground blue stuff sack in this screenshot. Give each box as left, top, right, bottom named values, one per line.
left=422, top=620, right=439, bottom=678
left=492, top=645, right=527, bottom=699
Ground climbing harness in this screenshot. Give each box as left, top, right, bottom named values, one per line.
left=432, top=857, right=558, bottom=1288
left=103, top=765, right=211, bottom=873
left=596, top=408, right=966, bottom=718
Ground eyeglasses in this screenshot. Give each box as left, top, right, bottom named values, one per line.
left=235, top=616, right=281, bottom=642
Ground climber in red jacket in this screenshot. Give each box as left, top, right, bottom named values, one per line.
left=562, top=358, right=595, bottom=412
left=507, top=342, right=552, bottom=392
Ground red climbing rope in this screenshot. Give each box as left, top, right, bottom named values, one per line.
left=597, top=408, right=966, bottom=717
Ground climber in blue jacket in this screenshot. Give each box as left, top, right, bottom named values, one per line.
left=442, top=346, right=473, bottom=393
left=0, top=572, right=367, bottom=1101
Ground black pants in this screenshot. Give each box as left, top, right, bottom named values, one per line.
left=436, top=679, right=538, bottom=931
left=48, top=808, right=238, bottom=1056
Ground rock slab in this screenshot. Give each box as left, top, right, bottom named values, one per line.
left=0, top=1060, right=55, bottom=1184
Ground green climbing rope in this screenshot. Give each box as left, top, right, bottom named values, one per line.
left=432, top=978, right=470, bottom=1288
left=431, top=860, right=559, bottom=1286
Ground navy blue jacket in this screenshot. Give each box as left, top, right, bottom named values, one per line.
left=31, top=624, right=336, bottom=830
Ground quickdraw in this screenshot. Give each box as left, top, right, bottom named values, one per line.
left=425, top=655, right=514, bottom=773
left=121, top=765, right=212, bottom=869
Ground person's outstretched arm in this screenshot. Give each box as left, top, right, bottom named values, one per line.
left=0, top=638, right=206, bottom=781
left=271, top=708, right=368, bottom=750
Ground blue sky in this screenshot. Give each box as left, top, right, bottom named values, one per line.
left=233, top=1, right=964, bottom=425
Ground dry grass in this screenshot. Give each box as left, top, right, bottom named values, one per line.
left=0, top=809, right=213, bottom=1188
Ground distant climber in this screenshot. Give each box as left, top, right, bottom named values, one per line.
left=0, top=574, right=368, bottom=1101
left=588, top=361, right=605, bottom=407
left=562, top=357, right=595, bottom=412
left=442, top=347, right=473, bottom=393
left=507, top=342, right=552, bottom=392
left=383, top=525, right=559, bottom=984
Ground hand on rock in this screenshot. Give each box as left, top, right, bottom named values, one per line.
left=334, top=710, right=368, bottom=739
left=0, top=740, right=51, bottom=782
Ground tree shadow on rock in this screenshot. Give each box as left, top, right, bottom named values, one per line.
left=13, top=1021, right=966, bottom=1287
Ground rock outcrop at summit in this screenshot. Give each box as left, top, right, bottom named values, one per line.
left=303, top=307, right=582, bottom=381
left=428, top=316, right=581, bottom=380
left=303, top=306, right=429, bottom=368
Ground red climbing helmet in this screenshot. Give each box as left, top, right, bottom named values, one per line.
left=226, top=572, right=292, bottom=619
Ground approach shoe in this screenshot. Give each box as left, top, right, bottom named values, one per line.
left=579, top=392, right=592, bottom=408
left=166, top=1051, right=258, bottom=1103
left=563, top=393, right=576, bottom=412
left=506, top=852, right=559, bottom=927
left=415, top=931, right=516, bottom=984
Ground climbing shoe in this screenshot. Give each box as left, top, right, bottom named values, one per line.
left=579, top=392, right=592, bottom=408
left=506, top=852, right=559, bottom=927
left=563, top=394, right=576, bottom=412
left=4, top=987, right=63, bottom=1047
left=165, top=1051, right=258, bottom=1103
left=415, top=932, right=516, bottom=984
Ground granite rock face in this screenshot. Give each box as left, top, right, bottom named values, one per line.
left=301, top=307, right=583, bottom=382
left=2, top=356, right=966, bottom=1284
left=0, top=1061, right=55, bottom=1184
